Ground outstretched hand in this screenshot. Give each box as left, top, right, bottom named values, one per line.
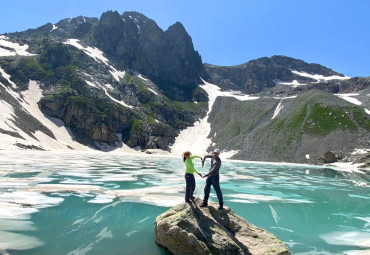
left=199, top=173, right=203, bottom=177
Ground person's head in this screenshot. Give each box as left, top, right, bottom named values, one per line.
left=182, top=151, right=192, bottom=162
left=213, top=149, right=221, bottom=158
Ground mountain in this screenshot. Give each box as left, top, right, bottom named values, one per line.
left=0, top=11, right=208, bottom=151
left=204, top=55, right=351, bottom=94
left=0, top=10, right=369, bottom=165
left=208, top=89, right=370, bottom=163
left=8, top=11, right=204, bottom=101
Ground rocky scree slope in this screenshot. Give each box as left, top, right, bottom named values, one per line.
left=207, top=89, right=369, bottom=164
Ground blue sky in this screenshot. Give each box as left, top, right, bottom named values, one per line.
left=1, top=0, right=369, bottom=77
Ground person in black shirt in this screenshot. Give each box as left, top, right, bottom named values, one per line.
left=200, top=149, right=224, bottom=210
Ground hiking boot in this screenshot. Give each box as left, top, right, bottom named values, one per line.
left=218, top=203, right=223, bottom=210
left=200, top=203, right=208, bottom=207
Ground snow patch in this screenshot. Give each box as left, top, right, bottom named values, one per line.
left=271, top=96, right=298, bottom=120
left=63, top=39, right=109, bottom=65
left=104, top=83, right=114, bottom=90
left=325, top=162, right=366, bottom=174
left=0, top=66, right=17, bottom=88
left=101, top=85, right=133, bottom=109
left=64, top=39, right=127, bottom=83
left=351, top=149, right=370, bottom=155
left=50, top=24, right=58, bottom=32
left=171, top=79, right=258, bottom=156
left=292, top=70, right=351, bottom=82
left=109, top=69, right=125, bottom=82
left=275, top=79, right=306, bottom=87
left=0, top=100, right=16, bottom=131
left=335, top=93, right=362, bottom=106
left=137, top=74, right=149, bottom=82
left=0, top=35, right=35, bottom=56
left=85, top=80, right=97, bottom=88
left=201, top=80, right=260, bottom=101
left=84, top=80, right=133, bottom=109
left=147, top=87, right=158, bottom=95
left=0, top=81, right=92, bottom=151
left=272, top=100, right=284, bottom=120
left=20, top=81, right=92, bottom=150
left=221, top=150, right=239, bottom=159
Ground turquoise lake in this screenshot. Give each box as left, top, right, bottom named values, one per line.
left=0, top=151, right=369, bottom=255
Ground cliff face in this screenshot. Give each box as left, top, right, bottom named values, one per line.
left=92, top=11, right=204, bottom=100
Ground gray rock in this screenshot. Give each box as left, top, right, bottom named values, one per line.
left=154, top=198, right=291, bottom=255
left=322, top=151, right=338, bottom=163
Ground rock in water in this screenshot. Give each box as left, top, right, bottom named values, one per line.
left=154, top=198, right=291, bottom=255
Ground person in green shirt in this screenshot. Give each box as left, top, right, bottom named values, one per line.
left=183, top=151, right=203, bottom=203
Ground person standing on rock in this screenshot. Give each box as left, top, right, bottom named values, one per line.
left=183, top=151, right=203, bottom=203
left=200, top=149, right=224, bottom=210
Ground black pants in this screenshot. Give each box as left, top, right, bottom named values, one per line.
left=185, top=173, right=195, bottom=201
left=203, top=175, right=223, bottom=205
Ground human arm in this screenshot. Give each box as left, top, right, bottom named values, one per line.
left=190, top=156, right=202, bottom=160
left=201, top=155, right=213, bottom=168
left=185, top=160, right=200, bottom=175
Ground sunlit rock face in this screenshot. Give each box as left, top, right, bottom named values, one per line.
left=154, top=197, right=291, bottom=255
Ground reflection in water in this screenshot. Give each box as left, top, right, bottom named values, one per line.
left=0, top=151, right=369, bottom=255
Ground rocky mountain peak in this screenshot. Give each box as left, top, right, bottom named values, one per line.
left=94, top=10, right=128, bottom=56
left=122, top=11, right=150, bottom=31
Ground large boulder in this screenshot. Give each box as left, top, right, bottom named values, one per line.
left=322, top=151, right=338, bottom=163
left=154, top=198, right=291, bottom=255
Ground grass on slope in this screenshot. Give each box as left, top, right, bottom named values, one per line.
left=303, top=103, right=357, bottom=135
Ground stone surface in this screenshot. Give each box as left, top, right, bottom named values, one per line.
left=322, top=151, right=338, bottom=163
left=154, top=198, right=291, bottom=255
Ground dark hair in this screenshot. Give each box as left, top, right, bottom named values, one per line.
left=183, top=157, right=186, bottom=162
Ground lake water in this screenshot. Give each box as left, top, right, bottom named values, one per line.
left=0, top=151, right=369, bottom=255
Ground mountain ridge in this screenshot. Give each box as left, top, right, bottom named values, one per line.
left=0, top=10, right=369, bottom=166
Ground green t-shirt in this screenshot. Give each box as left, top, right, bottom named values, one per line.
left=185, top=156, right=201, bottom=175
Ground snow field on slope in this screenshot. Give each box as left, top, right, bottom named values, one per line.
left=170, top=79, right=259, bottom=158
left=292, top=70, right=351, bottom=82
left=0, top=35, right=35, bottom=57
left=0, top=80, right=92, bottom=151
left=63, top=39, right=126, bottom=82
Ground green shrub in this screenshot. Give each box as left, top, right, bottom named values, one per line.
left=131, top=118, right=141, bottom=132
